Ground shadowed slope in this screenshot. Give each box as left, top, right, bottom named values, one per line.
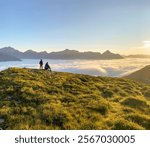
left=125, top=65, right=150, bottom=84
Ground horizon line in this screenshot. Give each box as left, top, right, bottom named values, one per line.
left=0, top=46, right=150, bottom=56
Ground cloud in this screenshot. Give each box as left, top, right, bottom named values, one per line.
left=0, top=58, right=150, bottom=77
left=50, top=58, right=150, bottom=77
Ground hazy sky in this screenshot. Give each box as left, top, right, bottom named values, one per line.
left=0, top=0, right=150, bottom=54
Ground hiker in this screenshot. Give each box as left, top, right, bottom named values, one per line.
left=44, top=62, right=52, bottom=71
left=39, top=59, right=43, bottom=69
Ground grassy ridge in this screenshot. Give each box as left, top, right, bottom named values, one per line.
left=0, top=68, right=150, bottom=130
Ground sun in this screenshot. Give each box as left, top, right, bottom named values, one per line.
left=143, top=41, right=150, bottom=48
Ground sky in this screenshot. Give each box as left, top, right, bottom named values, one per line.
left=0, top=0, right=150, bottom=55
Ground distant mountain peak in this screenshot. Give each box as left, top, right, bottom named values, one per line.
left=64, top=49, right=79, bottom=53
left=64, top=49, right=70, bottom=51
left=1, top=46, right=17, bottom=51
left=103, top=50, right=112, bottom=54
left=0, top=52, right=21, bottom=61
left=4, top=46, right=13, bottom=48
left=40, top=51, right=48, bottom=54
left=24, top=50, right=36, bottom=53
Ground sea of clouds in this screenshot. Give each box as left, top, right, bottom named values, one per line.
left=0, top=58, right=150, bottom=77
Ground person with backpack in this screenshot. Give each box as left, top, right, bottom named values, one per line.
left=44, top=62, right=52, bottom=72
left=39, top=59, right=43, bottom=69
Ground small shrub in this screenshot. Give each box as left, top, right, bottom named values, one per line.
left=91, top=105, right=109, bottom=115
left=101, top=88, right=114, bottom=98
left=111, top=118, right=144, bottom=130
left=87, top=99, right=110, bottom=115
left=121, top=97, right=148, bottom=109
left=79, top=76, right=89, bottom=82
left=125, top=113, right=150, bottom=129
left=80, top=122, right=97, bottom=130
left=61, top=95, right=76, bottom=103
left=41, top=106, right=69, bottom=129
left=143, top=90, right=150, bottom=100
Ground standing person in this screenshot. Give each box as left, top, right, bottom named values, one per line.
left=39, top=59, right=43, bottom=69
left=45, top=62, right=52, bottom=72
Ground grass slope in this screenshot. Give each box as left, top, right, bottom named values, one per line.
left=0, top=68, right=150, bottom=130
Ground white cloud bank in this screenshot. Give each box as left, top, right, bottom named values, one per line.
left=0, top=58, right=150, bottom=77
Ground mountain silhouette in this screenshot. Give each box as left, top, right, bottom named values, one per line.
left=101, top=50, right=122, bottom=59
left=126, top=55, right=150, bottom=58
left=0, top=47, right=123, bottom=60
left=0, top=52, right=21, bottom=61
left=0, top=47, right=24, bottom=58
left=125, top=65, right=150, bottom=84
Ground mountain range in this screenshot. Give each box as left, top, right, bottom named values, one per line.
left=0, top=52, right=21, bottom=61
left=0, top=47, right=123, bottom=61
left=126, top=55, right=150, bottom=58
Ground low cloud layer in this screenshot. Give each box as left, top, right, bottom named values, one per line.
left=0, top=58, right=150, bottom=77
left=50, top=58, right=150, bottom=77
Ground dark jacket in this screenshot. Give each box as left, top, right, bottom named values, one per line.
left=45, top=62, right=51, bottom=71
left=39, top=59, right=43, bottom=66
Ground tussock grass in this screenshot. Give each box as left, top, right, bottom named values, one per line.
left=0, top=68, right=150, bottom=130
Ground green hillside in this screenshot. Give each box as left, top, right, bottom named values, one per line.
left=0, top=68, right=150, bottom=130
